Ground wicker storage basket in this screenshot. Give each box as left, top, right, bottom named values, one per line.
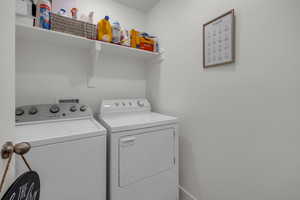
left=50, top=13, right=97, bottom=40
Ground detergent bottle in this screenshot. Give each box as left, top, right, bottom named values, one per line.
left=36, top=0, right=51, bottom=29
left=97, top=16, right=112, bottom=42
left=112, top=21, right=121, bottom=44
left=130, top=29, right=140, bottom=48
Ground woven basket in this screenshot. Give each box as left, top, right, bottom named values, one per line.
left=50, top=13, right=97, bottom=40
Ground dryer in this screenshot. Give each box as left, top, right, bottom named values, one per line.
left=15, top=103, right=107, bottom=200
left=99, top=99, right=179, bottom=200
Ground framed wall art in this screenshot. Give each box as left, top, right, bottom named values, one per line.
left=203, top=9, right=235, bottom=68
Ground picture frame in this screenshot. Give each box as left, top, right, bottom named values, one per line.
left=203, top=9, right=235, bottom=68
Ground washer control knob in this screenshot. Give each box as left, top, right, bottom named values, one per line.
left=70, top=105, right=77, bottom=112
left=80, top=105, right=87, bottom=112
left=115, top=102, right=119, bottom=107
left=16, top=108, right=25, bottom=116
left=137, top=100, right=145, bottom=107
left=122, top=102, right=126, bottom=106
left=50, top=105, right=60, bottom=114
left=28, top=107, right=38, bottom=115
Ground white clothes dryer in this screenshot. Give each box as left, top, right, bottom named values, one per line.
left=98, top=99, right=179, bottom=200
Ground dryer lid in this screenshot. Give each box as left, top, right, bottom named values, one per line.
left=100, top=112, right=177, bottom=133
left=16, top=118, right=106, bottom=147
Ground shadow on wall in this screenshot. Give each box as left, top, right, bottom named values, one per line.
left=15, top=39, right=147, bottom=110
left=178, top=135, right=200, bottom=200
left=203, top=62, right=236, bottom=72
left=16, top=40, right=146, bottom=85
left=95, top=52, right=146, bottom=81
left=146, top=60, right=162, bottom=111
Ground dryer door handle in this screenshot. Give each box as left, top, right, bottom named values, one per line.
left=120, top=137, right=136, bottom=147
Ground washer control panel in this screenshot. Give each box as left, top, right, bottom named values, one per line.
left=16, top=103, right=92, bottom=123
left=100, top=98, right=151, bottom=115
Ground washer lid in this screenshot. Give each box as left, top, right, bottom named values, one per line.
left=16, top=118, right=106, bottom=147
left=100, top=112, right=177, bottom=133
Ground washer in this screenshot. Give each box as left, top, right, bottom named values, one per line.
left=98, top=98, right=179, bottom=200
left=15, top=103, right=107, bottom=200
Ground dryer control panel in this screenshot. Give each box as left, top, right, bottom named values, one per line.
left=16, top=103, right=92, bottom=123
left=100, top=99, right=151, bottom=116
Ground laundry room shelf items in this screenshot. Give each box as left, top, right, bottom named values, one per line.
left=16, top=24, right=164, bottom=87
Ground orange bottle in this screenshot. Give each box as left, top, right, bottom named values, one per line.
left=97, top=16, right=112, bottom=42
left=130, top=29, right=140, bottom=48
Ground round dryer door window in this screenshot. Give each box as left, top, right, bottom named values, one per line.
left=1, top=171, right=40, bottom=200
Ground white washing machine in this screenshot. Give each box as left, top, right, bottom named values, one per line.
left=15, top=103, right=107, bottom=200
left=98, top=99, right=179, bottom=200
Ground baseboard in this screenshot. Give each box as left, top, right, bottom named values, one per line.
left=179, top=185, right=198, bottom=200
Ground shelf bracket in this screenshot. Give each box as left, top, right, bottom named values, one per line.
left=148, top=48, right=165, bottom=65
left=87, top=41, right=102, bottom=88
left=158, top=48, right=165, bottom=62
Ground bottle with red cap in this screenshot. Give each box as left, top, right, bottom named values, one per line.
left=35, top=0, right=51, bottom=30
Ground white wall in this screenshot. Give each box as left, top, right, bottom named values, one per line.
left=16, top=0, right=147, bottom=111
left=146, top=0, right=300, bottom=200
left=76, top=0, right=145, bottom=30
left=0, top=0, right=15, bottom=196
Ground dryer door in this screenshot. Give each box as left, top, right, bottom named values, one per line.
left=118, top=128, right=175, bottom=187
